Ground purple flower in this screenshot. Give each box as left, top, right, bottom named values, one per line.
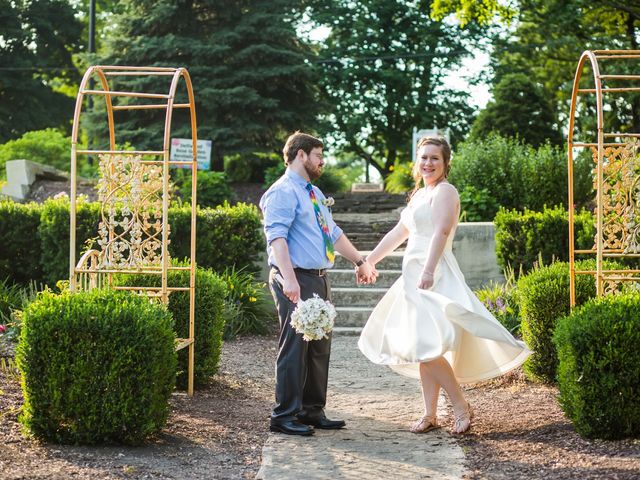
left=0, top=324, right=5, bottom=334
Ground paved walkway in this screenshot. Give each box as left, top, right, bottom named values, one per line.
left=256, top=336, right=467, bottom=479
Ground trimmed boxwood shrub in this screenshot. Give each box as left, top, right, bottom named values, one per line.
left=0, top=201, right=43, bottom=285
left=494, top=206, right=595, bottom=274
left=114, top=263, right=226, bottom=389
left=16, top=289, right=176, bottom=445
left=516, top=259, right=623, bottom=383
left=554, top=293, right=640, bottom=439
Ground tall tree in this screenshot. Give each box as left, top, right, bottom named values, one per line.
left=0, top=0, right=83, bottom=142
left=430, top=0, right=516, bottom=26
left=307, top=0, right=480, bottom=177
left=95, top=0, right=319, bottom=170
left=470, top=73, right=562, bottom=147
left=492, top=1, right=640, bottom=135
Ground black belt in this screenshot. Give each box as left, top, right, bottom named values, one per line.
left=293, top=267, right=327, bottom=276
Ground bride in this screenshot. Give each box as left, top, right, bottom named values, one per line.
left=358, top=136, right=531, bottom=434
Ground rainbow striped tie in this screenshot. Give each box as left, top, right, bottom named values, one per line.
left=306, top=183, right=335, bottom=263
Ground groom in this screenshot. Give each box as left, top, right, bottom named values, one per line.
left=260, top=131, right=376, bottom=436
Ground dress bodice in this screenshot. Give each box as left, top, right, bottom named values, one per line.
left=401, top=186, right=458, bottom=250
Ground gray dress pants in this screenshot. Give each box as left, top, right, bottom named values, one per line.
left=268, top=267, right=332, bottom=423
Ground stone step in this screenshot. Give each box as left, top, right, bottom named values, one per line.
left=328, top=269, right=400, bottom=288
left=334, top=251, right=404, bottom=270
left=331, top=286, right=388, bottom=307
left=332, top=326, right=363, bottom=336
left=334, top=306, right=374, bottom=328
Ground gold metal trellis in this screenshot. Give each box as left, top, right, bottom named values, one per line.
left=69, top=66, right=198, bottom=395
left=568, top=50, right=640, bottom=306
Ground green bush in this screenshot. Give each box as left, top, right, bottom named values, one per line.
left=384, top=162, right=414, bottom=194
left=16, top=289, right=176, bottom=445
left=448, top=134, right=593, bottom=219
left=494, top=206, right=595, bottom=274
left=114, top=264, right=226, bottom=389
left=0, top=198, right=263, bottom=286
left=459, top=186, right=499, bottom=222
left=263, top=163, right=285, bottom=188
left=0, top=129, right=75, bottom=178
left=220, top=267, right=274, bottom=339
left=170, top=202, right=263, bottom=274
left=516, top=259, right=623, bottom=383
left=38, top=197, right=101, bottom=286
left=0, top=201, right=43, bottom=285
left=177, top=170, right=234, bottom=209
left=554, top=293, right=640, bottom=439
left=224, top=153, right=280, bottom=184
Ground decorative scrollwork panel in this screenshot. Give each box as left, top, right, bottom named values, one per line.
left=96, top=154, right=170, bottom=268
left=592, top=140, right=640, bottom=253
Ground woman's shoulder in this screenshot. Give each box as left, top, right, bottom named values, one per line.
left=435, top=181, right=458, bottom=193
left=431, top=182, right=459, bottom=209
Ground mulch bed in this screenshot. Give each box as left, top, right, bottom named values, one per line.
left=1, top=335, right=638, bottom=479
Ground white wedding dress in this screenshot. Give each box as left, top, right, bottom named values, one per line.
left=358, top=185, right=531, bottom=383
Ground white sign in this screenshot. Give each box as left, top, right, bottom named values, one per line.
left=170, top=138, right=212, bottom=170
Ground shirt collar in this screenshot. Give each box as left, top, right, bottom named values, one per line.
left=285, top=168, right=311, bottom=188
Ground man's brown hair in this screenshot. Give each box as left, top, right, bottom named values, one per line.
left=282, top=131, right=323, bottom=166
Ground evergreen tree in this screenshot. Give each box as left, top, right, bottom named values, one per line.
left=0, top=0, right=83, bottom=142
left=96, top=0, right=318, bottom=170
left=470, top=73, right=562, bottom=147
left=307, top=0, right=481, bottom=177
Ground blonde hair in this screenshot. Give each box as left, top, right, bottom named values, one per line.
left=409, top=136, right=451, bottom=200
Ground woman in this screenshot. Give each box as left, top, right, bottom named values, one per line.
left=358, top=136, right=530, bottom=434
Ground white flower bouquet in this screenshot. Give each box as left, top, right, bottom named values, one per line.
left=290, top=294, right=337, bottom=341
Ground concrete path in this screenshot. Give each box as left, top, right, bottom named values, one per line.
left=256, top=336, right=468, bottom=479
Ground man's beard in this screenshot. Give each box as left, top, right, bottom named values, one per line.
left=305, top=163, right=322, bottom=180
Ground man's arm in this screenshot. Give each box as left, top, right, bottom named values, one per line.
left=270, top=237, right=300, bottom=303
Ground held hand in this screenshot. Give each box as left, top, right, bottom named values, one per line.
left=282, top=277, right=301, bottom=303
left=417, top=270, right=434, bottom=290
left=356, top=260, right=378, bottom=285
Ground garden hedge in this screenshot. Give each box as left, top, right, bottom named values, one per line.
left=0, top=201, right=43, bottom=285
left=554, top=293, right=640, bottom=439
left=0, top=198, right=263, bottom=286
left=17, top=289, right=176, bottom=445
left=494, top=206, right=595, bottom=274
left=516, top=259, right=623, bottom=383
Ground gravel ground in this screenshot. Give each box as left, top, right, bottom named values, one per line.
left=1, top=334, right=639, bottom=479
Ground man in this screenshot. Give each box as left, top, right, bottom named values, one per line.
left=260, top=131, right=377, bottom=436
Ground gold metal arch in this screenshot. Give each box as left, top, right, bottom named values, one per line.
left=568, top=50, right=640, bottom=306
left=69, top=66, right=198, bottom=395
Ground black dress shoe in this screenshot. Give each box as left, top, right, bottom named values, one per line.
left=270, top=419, right=315, bottom=436
left=298, top=416, right=346, bottom=430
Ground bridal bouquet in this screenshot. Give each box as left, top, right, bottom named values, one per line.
left=290, top=294, right=337, bottom=341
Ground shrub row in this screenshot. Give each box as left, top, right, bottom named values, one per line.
left=0, top=198, right=263, bottom=286
left=494, top=206, right=595, bottom=274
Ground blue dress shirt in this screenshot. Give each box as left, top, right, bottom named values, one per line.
left=260, top=169, right=343, bottom=270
